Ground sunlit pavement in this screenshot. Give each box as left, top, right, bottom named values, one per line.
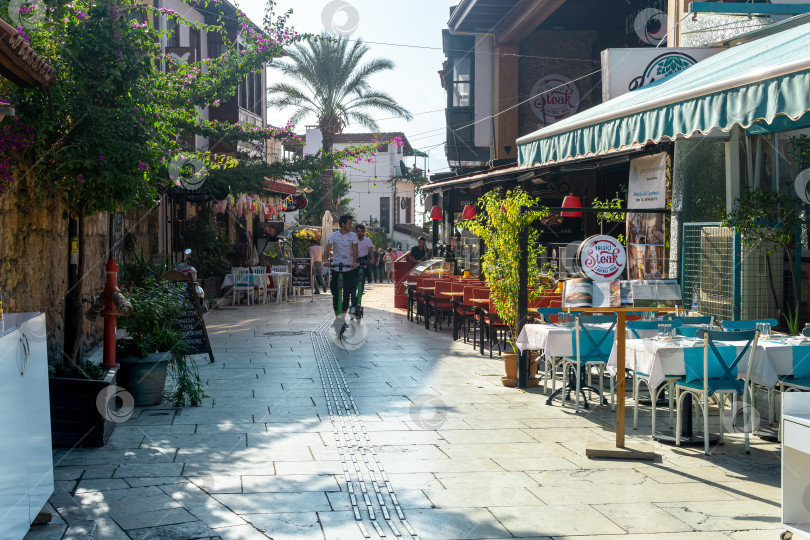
left=38, top=284, right=783, bottom=539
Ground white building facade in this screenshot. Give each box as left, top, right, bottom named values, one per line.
left=303, top=128, right=422, bottom=250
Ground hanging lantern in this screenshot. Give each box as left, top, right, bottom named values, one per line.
left=560, top=194, right=582, bottom=217
left=429, top=205, right=443, bottom=220
left=462, top=205, right=477, bottom=220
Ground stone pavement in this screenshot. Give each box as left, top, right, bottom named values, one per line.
left=37, top=283, right=784, bottom=539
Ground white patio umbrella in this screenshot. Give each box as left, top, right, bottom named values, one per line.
left=321, top=211, right=334, bottom=247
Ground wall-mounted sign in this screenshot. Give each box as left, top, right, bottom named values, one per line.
left=628, top=152, right=667, bottom=210
left=578, top=235, right=627, bottom=282
left=601, top=47, right=721, bottom=101
left=530, top=74, right=580, bottom=124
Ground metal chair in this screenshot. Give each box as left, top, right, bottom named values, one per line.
left=548, top=314, right=616, bottom=413
left=720, top=318, right=777, bottom=331
left=664, top=315, right=714, bottom=326
left=627, top=320, right=682, bottom=434
left=231, top=267, right=253, bottom=305
left=675, top=328, right=759, bottom=455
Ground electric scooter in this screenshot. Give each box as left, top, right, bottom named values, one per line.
left=331, top=262, right=367, bottom=350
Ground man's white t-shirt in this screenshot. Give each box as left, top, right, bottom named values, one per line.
left=357, top=237, right=374, bottom=259
left=328, top=230, right=358, bottom=271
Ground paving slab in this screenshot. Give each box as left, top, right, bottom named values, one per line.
left=45, top=286, right=782, bottom=540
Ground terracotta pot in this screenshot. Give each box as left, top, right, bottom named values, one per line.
left=503, top=353, right=518, bottom=380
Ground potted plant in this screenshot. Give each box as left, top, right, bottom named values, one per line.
left=48, top=356, right=119, bottom=447
left=460, top=188, right=548, bottom=386
left=117, top=278, right=206, bottom=406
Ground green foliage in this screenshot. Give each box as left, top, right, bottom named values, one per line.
left=183, top=211, right=231, bottom=278
left=723, top=186, right=805, bottom=328
left=365, top=229, right=389, bottom=251
left=296, top=170, right=352, bottom=225
left=117, top=278, right=186, bottom=357
left=49, top=357, right=106, bottom=380
left=267, top=33, right=412, bottom=211
left=789, top=134, right=810, bottom=169
left=166, top=348, right=208, bottom=407
left=1, top=0, right=323, bottom=217
left=123, top=248, right=167, bottom=286
left=459, top=189, right=548, bottom=353
left=784, top=303, right=800, bottom=335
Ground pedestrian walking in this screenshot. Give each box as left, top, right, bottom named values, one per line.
left=384, top=247, right=395, bottom=283
left=355, top=224, right=374, bottom=291
left=375, top=248, right=385, bottom=283
left=309, top=240, right=327, bottom=294
left=326, top=215, right=358, bottom=331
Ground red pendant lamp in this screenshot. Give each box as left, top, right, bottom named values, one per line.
left=560, top=194, right=582, bottom=217
left=462, top=204, right=477, bottom=220
left=429, top=205, right=443, bottom=220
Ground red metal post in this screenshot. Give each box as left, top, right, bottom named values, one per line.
left=101, top=259, right=121, bottom=368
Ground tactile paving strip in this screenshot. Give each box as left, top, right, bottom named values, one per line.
left=311, top=317, right=420, bottom=540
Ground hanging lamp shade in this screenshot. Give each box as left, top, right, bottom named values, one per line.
left=430, top=205, right=443, bottom=220
left=462, top=205, right=477, bottom=220
left=560, top=195, right=582, bottom=217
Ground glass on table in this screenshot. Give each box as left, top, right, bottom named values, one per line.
left=657, top=323, right=672, bottom=341
left=756, top=322, right=771, bottom=338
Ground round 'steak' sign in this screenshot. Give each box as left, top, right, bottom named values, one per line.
left=579, top=235, right=627, bottom=282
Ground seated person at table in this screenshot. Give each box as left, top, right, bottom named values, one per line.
left=408, top=236, right=429, bottom=264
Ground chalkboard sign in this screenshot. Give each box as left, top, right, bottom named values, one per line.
left=165, top=277, right=214, bottom=362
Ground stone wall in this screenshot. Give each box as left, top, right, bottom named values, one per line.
left=0, top=169, right=68, bottom=360
left=0, top=167, right=160, bottom=361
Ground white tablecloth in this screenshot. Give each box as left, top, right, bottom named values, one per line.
left=606, top=337, right=797, bottom=389
left=515, top=323, right=637, bottom=358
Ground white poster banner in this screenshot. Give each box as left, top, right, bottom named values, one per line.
left=600, top=47, right=721, bottom=102
left=628, top=153, right=667, bottom=210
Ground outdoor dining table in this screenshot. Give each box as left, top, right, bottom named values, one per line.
left=606, top=334, right=798, bottom=444
left=517, top=306, right=679, bottom=458
left=221, top=272, right=291, bottom=304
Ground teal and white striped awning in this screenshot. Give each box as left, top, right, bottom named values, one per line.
left=517, top=19, right=810, bottom=168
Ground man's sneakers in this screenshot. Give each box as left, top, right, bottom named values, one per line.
left=348, top=306, right=356, bottom=315
left=333, top=316, right=345, bottom=334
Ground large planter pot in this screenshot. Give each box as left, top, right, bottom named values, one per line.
left=117, top=352, right=171, bottom=406
left=49, top=368, right=118, bottom=447
left=503, top=353, right=519, bottom=381
left=502, top=353, right=540, bottom=387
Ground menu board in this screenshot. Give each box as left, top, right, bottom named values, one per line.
left=291, top=258, right=311, bottom=288
left=168, top=280, right=214, bottom=362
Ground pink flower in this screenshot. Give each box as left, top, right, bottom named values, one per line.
left=98, top=155, right=104, bottom=161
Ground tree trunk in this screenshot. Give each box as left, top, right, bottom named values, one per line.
left=321, top=130, right=334, bottom=214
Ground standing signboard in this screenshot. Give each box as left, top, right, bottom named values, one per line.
left=626, top=153, right=668, bottom=279
left=291, top=258, right=312, bottom=288
left=165, top=278, right=214, bottom=362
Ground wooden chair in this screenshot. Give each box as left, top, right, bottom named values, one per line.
left=471, top=288, right=492, bottom=355
left=414, top=277, right=438, bottom=324
left=426, top=280, right=455, bottom=331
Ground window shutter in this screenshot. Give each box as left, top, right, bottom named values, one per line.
left=394, top=196, right=400, bottom=225
left=406, top=197, right=412, bottom=224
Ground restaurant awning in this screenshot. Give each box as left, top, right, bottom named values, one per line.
left=517, top=18, right=810, bottom=168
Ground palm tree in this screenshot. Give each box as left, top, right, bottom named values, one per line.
left=268, top=34, right=412, bottom=212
